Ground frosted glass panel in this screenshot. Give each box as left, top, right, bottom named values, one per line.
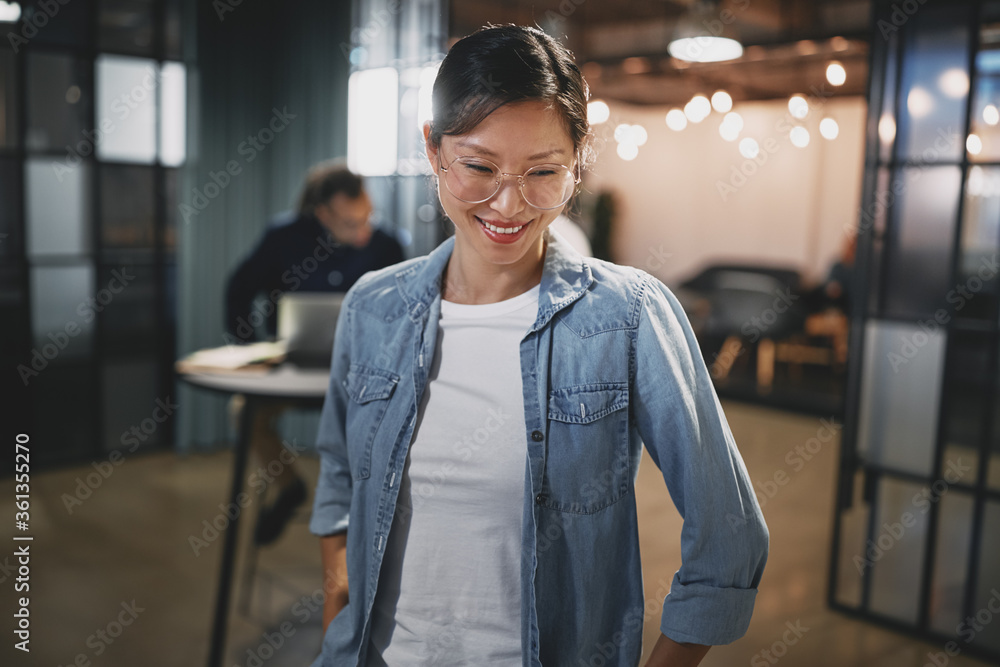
left=30, top=265, right=94, bottom=360
left=857, top=320, right=945, bottom=476
left=974, top=502, right=1000, bottom=654
left=959, top=167, right=1000, bottom=320
left=869, top=477, right=929, bottom=624
left=883, top=167, right=961, bottom=318
left=25, top=52, right=91, bottom=151
left=930, top=493, right=974, bottom=635
left=896, top=5, right=970, bottom=162
left=26, top=158, right=92, bottom=257
left=0, top=49, right=17, bottom=147
left=95, top=55, right=157, bottom=164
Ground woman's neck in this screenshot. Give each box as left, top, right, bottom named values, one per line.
left=441, top=236, right=547, bottom=305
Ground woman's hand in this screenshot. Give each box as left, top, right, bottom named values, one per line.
left=319, top=533, right=349, bottom=632
left=643, top=633, right=710, bottom=667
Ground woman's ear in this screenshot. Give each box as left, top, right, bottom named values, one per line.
left=422, top=121, right=438, bottom=171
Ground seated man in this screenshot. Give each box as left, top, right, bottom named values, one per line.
left=225, top=160, right=404, bottom=544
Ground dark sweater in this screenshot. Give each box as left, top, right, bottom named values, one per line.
left=224, top=212, right=404, bottom=341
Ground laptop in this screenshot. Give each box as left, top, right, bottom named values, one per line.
left=277, top=292, right=345, bottom=368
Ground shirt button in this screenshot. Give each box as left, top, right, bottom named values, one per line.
left=531, top=430, right=543, bottom=442
left=535, top=494, right=546, bottom=504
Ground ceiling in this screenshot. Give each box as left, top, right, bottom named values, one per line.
left=449, top=0, right=872, bottom=107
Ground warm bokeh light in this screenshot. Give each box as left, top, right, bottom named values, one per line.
left=739, top=137, right=760, bottom=159
left=684, top=95, right=712, bottom=123
left=614, top=123, right=632, bottom=143
left=967, top=133, right=983, bottom=155
left=588, top=100, right=610, bottom=125
left=907, top=87, right=934, bottom=118
left=711, top=90, right=733, bottom=113
left=939, top=68, right=970, bottom=99
left=617, top=142, right=639, bottom=160
left=666, top=108, right=688, bottom=131
left=788, top=95, right=809, bottom=119
left=879, top=114, right=896, bottom=144
left=630, top=124, right=648, bottom=146
left=826, top=62, right=846, bottom=86
left=719, top=112, right=743, bottom=142
left=984, top=104, right=1000, bottom=126
left=820, top=117, right=840, bottom=140
left=723, top=112, right=744, bottom=133
left=790, top=126, right=810, bottom=148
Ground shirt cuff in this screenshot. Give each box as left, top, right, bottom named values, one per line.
left=660, top=576, right=759, bottom=645
left=308, top=507, right=349, bottom=537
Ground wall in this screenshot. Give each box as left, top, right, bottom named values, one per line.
left=585, top=96, right=867, bottom=287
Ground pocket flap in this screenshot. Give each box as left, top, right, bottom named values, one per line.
left=344, top=364, right=399, bottom=403
left=548, top=383, right=627, bottom=424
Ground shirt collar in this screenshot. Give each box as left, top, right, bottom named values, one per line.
left=395, top=226, right=594, bottom=330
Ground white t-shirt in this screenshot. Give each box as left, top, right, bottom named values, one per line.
left=367, top=283, right=540, bottom=666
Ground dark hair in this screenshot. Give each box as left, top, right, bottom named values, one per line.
left=296, top=160, right=364, bottom=215
left=427, top=24, right=594, bottom=167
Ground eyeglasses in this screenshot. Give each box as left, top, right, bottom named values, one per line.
left=438, top=152, right=581, bottom=210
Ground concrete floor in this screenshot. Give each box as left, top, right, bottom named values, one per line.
left=1, top=401, right=997, bottom=666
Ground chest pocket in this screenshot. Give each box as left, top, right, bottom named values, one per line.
left=541, top=382, right=630, bottom=514
left=343, top=363, right=399, bottom=480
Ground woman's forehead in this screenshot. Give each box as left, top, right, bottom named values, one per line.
left=442, top=101, right=575, bottom=161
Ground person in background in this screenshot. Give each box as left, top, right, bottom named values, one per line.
left=225, top=161, right=404, bottom=545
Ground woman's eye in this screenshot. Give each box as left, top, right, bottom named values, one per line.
left=463, top=163, right=495, bottom=175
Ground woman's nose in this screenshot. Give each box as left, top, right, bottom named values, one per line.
left=489, top=176, right=527, bottom=218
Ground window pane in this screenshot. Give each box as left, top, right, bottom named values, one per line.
left=99, top=0, right=154, bottom=56
left=26, top=158, right=92, bottom=257
left=22, top=0, right=94, bottom=48
left=882, top=166, right=961, bottom=318
left=958, top=167, right=1000, bottom=321
left=0, top=48, right=18, bottom=148
left=834, top=469, right=870, bottom=609
left=857, top=320, right=946, bottom=477
left=30, top=264, right=94, bottom=359
left=100, top=165, right=154, bottom=248
left=164, top=168, right=177, bottom=254
left=95, top=55, right=157, bottom=163
left=102, top=358, right=163, bottom=452
left=868, top=477, right=929, bottom=624
left=25, top=52, right=91, bottom=152
left=970, top=10, right=1000, bottom=161
left=159, top=62, right=186, bottom=167
left=974, top=502, right=1000, bottom=654
left=940, top=331, right=992, bottom=483
left=164, top=0, right=182, bottom=59
left=895, top=5, right=971, bottom=163
left=929, top=491, right=975, bottom=635
left=0, top=157, right=21, bottom=257
left=99, top=262, right=157, bottom=356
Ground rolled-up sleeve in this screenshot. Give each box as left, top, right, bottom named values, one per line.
left=309, top=286, right=357, bottom=537
left=632, top=275, right=768, bottom=646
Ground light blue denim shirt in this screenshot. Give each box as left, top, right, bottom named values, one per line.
left=309, top=227, right=768, bottom=666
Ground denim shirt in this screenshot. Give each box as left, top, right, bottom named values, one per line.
left=309, top=227, right=768, bottom=667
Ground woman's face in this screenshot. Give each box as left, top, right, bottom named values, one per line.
left=424, top=100, right=576, bottom=271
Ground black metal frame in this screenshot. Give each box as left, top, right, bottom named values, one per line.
left=3, top=0, right=187, bottom=472
left=829, top=0, right=1000, bottom=662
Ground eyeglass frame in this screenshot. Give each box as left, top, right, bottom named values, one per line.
left=436, top=150, right=582, bottom=210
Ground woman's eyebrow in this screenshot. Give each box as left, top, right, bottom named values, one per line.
left=453, top=141, right=569, bottom=162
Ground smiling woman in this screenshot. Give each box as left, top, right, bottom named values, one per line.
left=309, top=24, right=768, bottom=667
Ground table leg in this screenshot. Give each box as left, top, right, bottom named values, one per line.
left=207, top=393, right=256, bottom=667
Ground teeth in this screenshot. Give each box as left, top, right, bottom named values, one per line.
left=480, top=219, right=525, bottom=235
